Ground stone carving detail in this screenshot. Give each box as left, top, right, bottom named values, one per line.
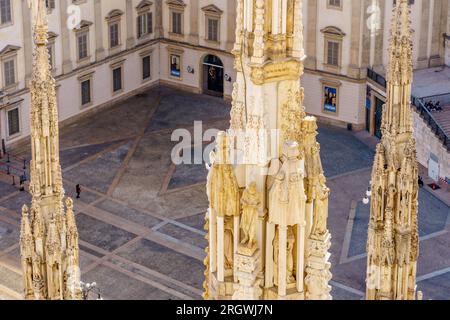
left=204, top=0, right=332, bottom=301
left=230, top=82, right=246, bottom=130
left=20, top=0, right=81, bottom=300
left=281, top=84, right=306, bottom=146
left=365, top=0, right=421, bottom=301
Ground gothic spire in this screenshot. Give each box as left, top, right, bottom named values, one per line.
left=20, top=0, right=82, bottom=300
left=366, top=0, right=420, bottom=300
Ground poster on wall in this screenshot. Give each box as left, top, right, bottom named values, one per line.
left=170, top=54, right=181, bottom=78
left=323, top=86, right=338, bottom=113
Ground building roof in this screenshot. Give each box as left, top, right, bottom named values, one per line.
left=412, top=66, right=450, bottom=98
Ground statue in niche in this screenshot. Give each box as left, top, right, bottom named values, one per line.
left=269, top=142, right=305, bottom=227
left=273, top=228, right=279, bottom=286
left=49, top=261, right=61, bottom=299
left=311, top=174, right=330, bottom=237
left=286, top=227, right=296, bottom=284
left=273, top=226, right=296, bottom=286
left=240, top=182, right=262, bottom=248
left=224, top=216, right=234, bottom=270
left=24, top=257, right=33, bottom=296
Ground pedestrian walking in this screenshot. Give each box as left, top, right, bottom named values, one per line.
left=19, top=174, right=26, bottom=191
left=76, top=184, right=81, bottom=199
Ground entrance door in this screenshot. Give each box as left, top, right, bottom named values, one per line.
left=374, top=97, right=384, bottom=139
left=203, top=55, right=224, bottom=97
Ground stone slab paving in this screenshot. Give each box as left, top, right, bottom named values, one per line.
left=0, top=221, right=19, bottom=252
left=0, top=86, right=448, bottom=300
left=0, top=181, right=17, bottom=199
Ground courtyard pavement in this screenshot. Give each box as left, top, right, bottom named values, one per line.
left=0, top=86, right=449, bottom=300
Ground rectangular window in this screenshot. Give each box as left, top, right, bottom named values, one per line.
left=81, top=79, right=91, bottom=106
left=77, top=33, right=88, bottom=60
left=46, top=0, right=55, bottom=10
left=207, top=18, right=219, bottom=42
left=142, top=56, right=151, bottom=80
left=327, top=41, right=339, bottom=66
left=3, top=59, right=15, bottom=86
left=113, top=67, right=122, bottom=92
left=328, top=0, right=341, bottom=8
left=137, top=12, right=152, bottom=38
left=172, top=12, right=182, bottom=34
left=109, top=23, right=120, bottom=48
left=0, top=0, right=12, bottom=25
left=7, top=107, right=19, bottom=136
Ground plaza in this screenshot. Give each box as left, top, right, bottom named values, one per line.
left=0, top=87, right=448, bottom=300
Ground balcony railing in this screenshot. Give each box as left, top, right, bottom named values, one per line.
left=420, top=93, right=450, bottom=107
left=367, top=68, right=450, bottom=152
left=411, top=96, right=450, bottom=151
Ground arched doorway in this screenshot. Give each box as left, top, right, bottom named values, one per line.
left=202, top=55, right=224, bottom=97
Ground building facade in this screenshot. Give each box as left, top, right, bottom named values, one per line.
left=0, top=0, right=449, bottom=149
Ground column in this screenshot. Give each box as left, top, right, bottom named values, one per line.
left=296, top=223, right=305, bottom=292
left=373, top=0, right=385, bottom=72
left=417, top=0, right=431, bottom=68
left=305, top=201, right=313, bottom=237
left=278, top=225, right=287, bottom=296
left=94, top=0, right=105, bottom=61
left=233, top=215, right=240, bottom=283
left=305, top=0, right=317, bottom=69
left=429, top=0, right=440, bottom=66
left=188, top=0, right=199, bottom=45
left=265, top=223, right=275, bottom=288
left=126, top=0, right=135, bottom=49
left=21, top=0, right=32, bottom=83
left=361, top=0, right=372, bottom=70
left=272, top=0, right=281, bottom=35
left=292, top=0, right=304, bottom=59
left=154, top=0, right=164, bottom=38
left=251, top=0, right=265, bottom=64
left=217, top=216, right=225, bottom=282
left=209, top=209, right=217, bottom=273
left=429, top=0, right=447, bottom=67
left=60, top=0, right=73, bottom=73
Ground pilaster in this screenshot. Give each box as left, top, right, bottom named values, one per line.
left=348, top=0, right=364, bottom=78
left=126, top=0, right=135, bottom=49
left=188, top=0, right=199, bottom=45
left=94, top=0, right=105, bottom=61
left=417, top=0, right=431, bottom=69
left=59, top=0, right=73, bottom=73
left=155, top=0, right=164, bottom=38
left=21, top=0, right=33, bottom=84
left=305, top=0, right=318, bottom=69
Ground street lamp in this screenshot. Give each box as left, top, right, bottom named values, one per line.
left=80, top=281, right=102, bottom=300
left=363, top=185, right=372, bottom=205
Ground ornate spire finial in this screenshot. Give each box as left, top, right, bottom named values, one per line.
left=29, top=0, right=48, bottom=45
